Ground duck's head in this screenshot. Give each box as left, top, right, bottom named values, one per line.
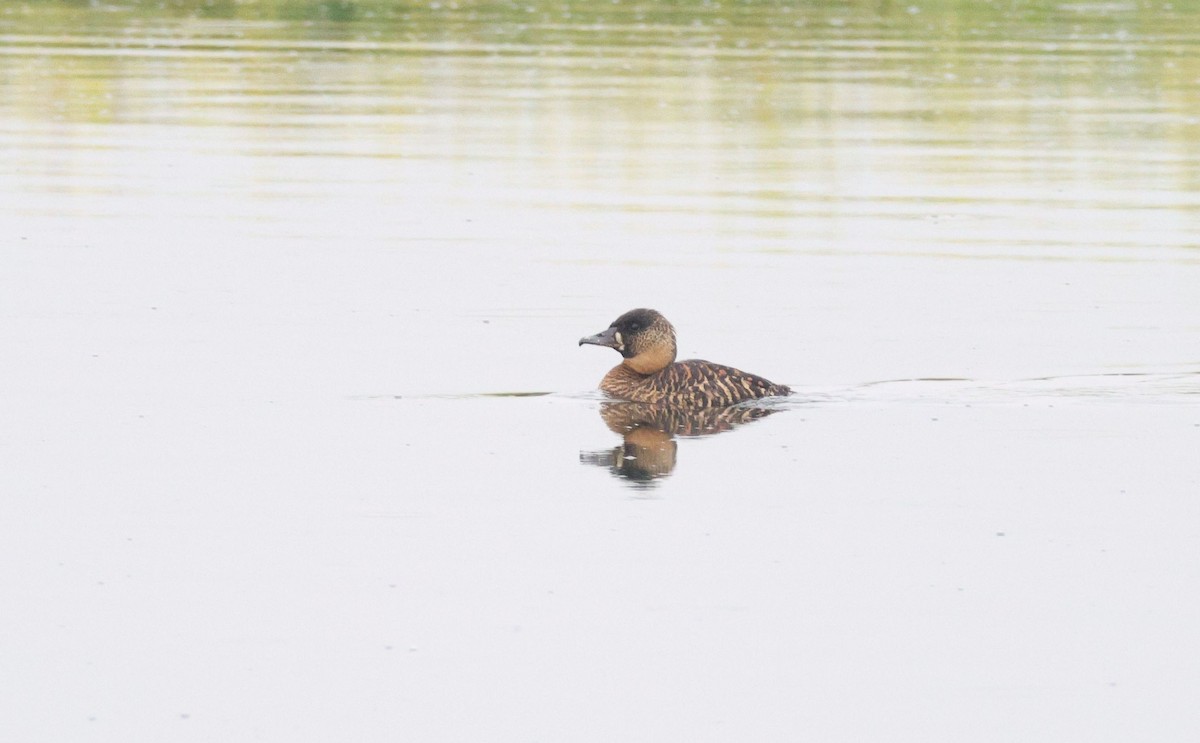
left=579, top=308, right=677, bottom=375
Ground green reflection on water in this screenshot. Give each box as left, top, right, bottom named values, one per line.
left=7, top=1, right=1198, bottom=97
left=4, top=0, right=1198, bottom=255
left=9, top=0, right=1200, bottom=41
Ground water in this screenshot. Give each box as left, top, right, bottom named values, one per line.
left=2, top=2, right=1199, bottom=740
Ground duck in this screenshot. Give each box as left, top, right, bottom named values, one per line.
left=579, top=308, right=791, bottom=407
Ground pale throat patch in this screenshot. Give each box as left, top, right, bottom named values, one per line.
left=624, top=343, right=674, bottom=375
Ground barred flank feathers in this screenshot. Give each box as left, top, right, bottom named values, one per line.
left=601, top=359, right=790, bottom=408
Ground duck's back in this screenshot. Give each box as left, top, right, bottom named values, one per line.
left=602, top=359, right=790, bottom=407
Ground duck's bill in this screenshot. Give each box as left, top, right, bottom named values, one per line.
left=578, top=326, right=620, bottom=349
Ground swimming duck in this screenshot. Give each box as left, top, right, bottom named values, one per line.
left=579, top=308, right=791, bottom=407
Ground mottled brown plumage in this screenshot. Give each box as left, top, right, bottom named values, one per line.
left=579, top=308, right=791, bottom=407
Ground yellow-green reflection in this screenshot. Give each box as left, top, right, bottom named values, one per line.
left=2, top=0, right=1198, bottom=259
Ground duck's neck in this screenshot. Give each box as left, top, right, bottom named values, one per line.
left=623, top=344, right=676, bottom=375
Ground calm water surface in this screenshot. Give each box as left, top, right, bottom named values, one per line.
left=2, top=1, right=1199, bottom=741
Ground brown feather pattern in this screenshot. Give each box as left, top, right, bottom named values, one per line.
left=583, top=309, right=790, bottom=408
left=601, top=359, right=791, bottom=408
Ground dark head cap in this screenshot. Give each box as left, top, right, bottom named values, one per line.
left=579, top=308, right=677, bottom=373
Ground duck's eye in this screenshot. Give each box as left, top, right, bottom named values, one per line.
left=628, top=322, right=641, bottom=331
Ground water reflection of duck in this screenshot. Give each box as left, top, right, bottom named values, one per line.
left=598, top=400, right=779, bottom=436
left=580, top=400, right=781, bottom=485
left=579, top=308, right=791, bottom=407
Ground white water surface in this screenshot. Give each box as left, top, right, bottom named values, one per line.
left=2, top=2, right=1199, bottom=741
